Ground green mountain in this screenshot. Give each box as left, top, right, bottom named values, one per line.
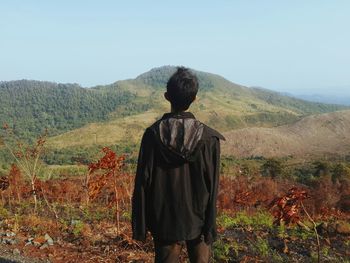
left=0, top=80, right=148, bottom=138
left=0, top=66, right=348, bottom=145
left=45, top=66, right=349, bottom=151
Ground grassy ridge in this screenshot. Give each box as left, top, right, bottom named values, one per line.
left=46, top=66, right=348, bottom=150
left=222, top=110, right=350, bottom=158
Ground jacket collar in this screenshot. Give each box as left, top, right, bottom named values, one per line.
left=161, top=111, right=196, bottom=120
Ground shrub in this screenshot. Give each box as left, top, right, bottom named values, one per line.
left=71, top=220, right=85, bottom=237
left=255, top=237, right=270, bottom=257
left=213, top=239, right=231, bottom=262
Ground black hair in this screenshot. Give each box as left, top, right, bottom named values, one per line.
left=166, top=67, right=198, bottom=111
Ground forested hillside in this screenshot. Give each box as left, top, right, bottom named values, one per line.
left=0, top=80, right=148, bottom=138
left=0, top=66, right=348, bottom=142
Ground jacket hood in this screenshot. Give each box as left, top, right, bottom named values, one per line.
left=154, top=112, right=204, bottom=164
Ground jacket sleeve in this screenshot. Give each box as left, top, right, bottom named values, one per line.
left=203, top=137, right=221, bottom=244
left=132, top=128, right=154, bottom=241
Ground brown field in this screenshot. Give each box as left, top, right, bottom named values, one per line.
left=222, top=110, right=350, bottom=158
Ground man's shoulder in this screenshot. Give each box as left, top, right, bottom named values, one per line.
left=201, top=124, right=225, bottom=141
left=146, top=119, right=161, bottom=133
left=141, top=120, right=161, bottom=141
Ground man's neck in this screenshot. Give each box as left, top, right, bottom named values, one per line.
left=170, top=106, right=186, bottom=113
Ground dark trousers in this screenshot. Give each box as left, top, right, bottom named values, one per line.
left=154, top=235, right=211, bottom=263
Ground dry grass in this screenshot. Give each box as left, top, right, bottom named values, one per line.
left=222, top=110, right=350, bottom=158
left=47, top=110, right=160, bottom=148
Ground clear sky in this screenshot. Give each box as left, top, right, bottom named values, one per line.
left=1, top=0, right=349, bottom=95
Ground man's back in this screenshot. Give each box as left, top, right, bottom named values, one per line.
left=132, top=111, right=224, bottom=243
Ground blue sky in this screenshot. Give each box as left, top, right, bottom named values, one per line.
left=1, top=1, right=349, bottom=95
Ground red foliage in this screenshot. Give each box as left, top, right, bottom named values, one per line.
left=88, top=147, right=122, bottom=172
left=85, top=147, right=130, bottom=232
left=28, top=177, right=84, bottom=204
left=87, top=147, right=125, bottom=202
left=218, top=175, right=282, bottom=212
left=7, top=164, right=24, bottom=201
left=0, top=164, right=24, bottom=203
left=269, top=187, right=308, bottom=225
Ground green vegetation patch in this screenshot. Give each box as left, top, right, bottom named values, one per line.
left=218, top=210, right=274, bottom=230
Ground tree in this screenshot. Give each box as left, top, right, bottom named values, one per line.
left=85, top=147, right=125, bottom=234
left=261, top=158, right=284, bottom=178
left=332, top=163, right=350, bottom=183
left=313, top=161, right=330, bottom=178
left=0, top=124, right=47, bottom=213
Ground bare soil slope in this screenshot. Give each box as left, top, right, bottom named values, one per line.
left=222, top=110, right=350, bottom=158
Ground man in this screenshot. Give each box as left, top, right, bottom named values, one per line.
left=132, top=67, right=224, bottom=263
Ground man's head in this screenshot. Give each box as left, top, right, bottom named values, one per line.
left=165, top=67, right=198, bottom=112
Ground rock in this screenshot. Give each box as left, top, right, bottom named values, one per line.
left=6, top=232, right=16, bottom=237
left=40, top=243, right=49, bottom=250
left=0, top=232, right=15, bottom=237
left=13, top=248, right=20, bottom=256
left=25, top=241, right=32, bottom=246
left=2, top=238, right=17, bottom=245
left=45, top=233, right=54, bottom=246
left=25, top=238, right=33, bottom=246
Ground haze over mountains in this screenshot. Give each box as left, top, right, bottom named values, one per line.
left=1, top=66, right=349, bottom=158
left=291, top=93, right=350, bottom=106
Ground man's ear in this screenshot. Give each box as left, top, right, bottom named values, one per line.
left=164, top=92, right=170, bottom=101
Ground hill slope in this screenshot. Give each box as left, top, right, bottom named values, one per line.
left=0, top=80, right=143, bottom=138
left=46, top=66, right=348, bottom=149
left=221, top=110, right=350, bottom=158
left=1, top=66, right=348, bottom=143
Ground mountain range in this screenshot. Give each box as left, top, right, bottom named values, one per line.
left=291, top=93, right=350, bottom=106
left=1, top=66, right=349, bottom=159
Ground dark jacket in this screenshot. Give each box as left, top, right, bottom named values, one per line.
left=132, top=112, right=224, bottom=243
